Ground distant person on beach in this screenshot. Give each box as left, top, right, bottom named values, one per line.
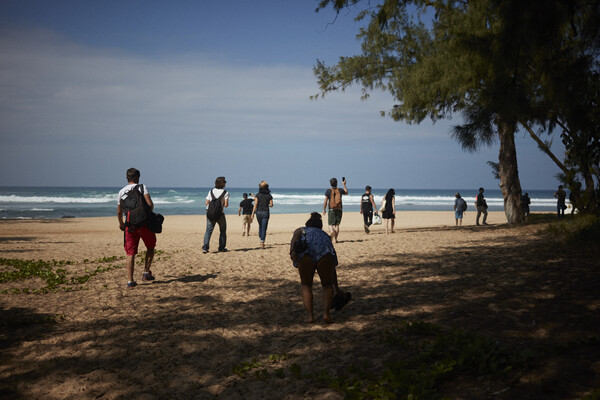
left=569, top=191, right=576, bottom=215
left=290, top=212, right=351, bottom=323
left=521, top=192, right=531, bottom=221
left=454, top=192, right=467, bottom=226
left=202, top=176, right=229, bottom=253
left=554, top=185, right=567, bottom=218
left=475, top=187, right=488, bottom=225
left=381, top=188, right=396, bottom=234
left=252, top=181, right=273, bottom=248
left=323, top=177, right=348, bottom=243
left=117, top=167, right=156, bottom=288
left=238, top=193, right=254, bottom=236
left=360, top=185, right=378, bottom=234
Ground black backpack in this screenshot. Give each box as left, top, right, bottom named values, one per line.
left=206, top=189, right=226, bottom=222
left=120, top=185, right=149, bottom=232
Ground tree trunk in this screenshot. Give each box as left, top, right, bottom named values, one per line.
left=497, top=117, right=524, bottom=224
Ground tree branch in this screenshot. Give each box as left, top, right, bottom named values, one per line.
left=519, top=121, right=567, bottom=173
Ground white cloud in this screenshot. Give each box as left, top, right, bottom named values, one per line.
left=0, top=28, right=449, bottom=147
left=0, top=27, right=565, bottom=189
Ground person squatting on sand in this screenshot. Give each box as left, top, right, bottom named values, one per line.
left=252, top=181, right=273, bottom=248
left=117, top=168, right=156, bottom=288
left=323, top=177, right=348, bottom=243
left=381, top=188, right=396, bottom=234
left=238, top=192, right=254, bottom=236
left=360, top=185, right=378, bottom=234
left=290, top=213, right=351, bottom=323
left=203, top=176, right=229, bottom=253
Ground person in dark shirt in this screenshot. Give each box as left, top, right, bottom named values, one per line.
left=475, top=187, right=488, bottom=226
left=290, top=212, right=351, bottom=323
left=238, top=193, right=255, bottom=236
left=360, top=186, right=378, bottom=234
left=554, top=185, right=567, bottom=218
left=521, top=192, right=531, bottom=221
left=252, top=181, right=274, bottom=248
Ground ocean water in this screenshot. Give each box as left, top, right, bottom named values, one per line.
left=0, top=186, right=560, bottom=220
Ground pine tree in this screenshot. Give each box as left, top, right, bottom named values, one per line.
left=314, top=0, right=600, bottom=222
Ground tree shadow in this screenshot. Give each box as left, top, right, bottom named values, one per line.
left=159, top=273, right=219, bottom=284
left=1, top=229, right=598, bottom=399
left=0, top=237, right=37, bottom=244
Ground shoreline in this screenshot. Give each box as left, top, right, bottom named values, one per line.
left=0, top=210, right=510, bottom=231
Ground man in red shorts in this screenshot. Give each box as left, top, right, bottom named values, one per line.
left=117, top=168, right=156, bottom=288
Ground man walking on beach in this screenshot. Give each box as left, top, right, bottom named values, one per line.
left=323, top=177, right=348, bottom=243
left=203, top=176, right=229, bottom=253
left=238, top=192, right=254, bottom=236
left=475, top=187, right=488, bottom=226
left=117, top=168, right=156, bottom=288
left=360, top=185, right=378, bottom=234
left=554, top=185, right=567, bottom=218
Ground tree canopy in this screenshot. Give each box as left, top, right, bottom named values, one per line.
left=315, top=0, right=600, bottom=219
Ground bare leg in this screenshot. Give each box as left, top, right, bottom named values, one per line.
left=323, top=285, right=333, bottom=323
left=301, top=284, right=314, bottom=323
left=144, top=248, right=154, bottom=272
left=126, top=255, right=135, bottom=282
left=390, top=219, right=395, bottom=233
left=329, top=225, right=339, bottom=242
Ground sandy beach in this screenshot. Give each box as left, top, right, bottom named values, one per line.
left=1, top=211, right=598, bottom=399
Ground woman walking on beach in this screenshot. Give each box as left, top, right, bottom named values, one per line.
left=252, top=181, right=273, bottom=248
left=290, top=213, right=350, bottom=323
left=381, top=188, right=396, bottom=234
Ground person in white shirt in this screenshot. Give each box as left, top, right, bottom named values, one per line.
left=202, top=176, right=230, bottom=253
left=117, top=168, right=156, bottom=288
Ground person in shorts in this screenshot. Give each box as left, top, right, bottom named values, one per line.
left=290, top=213, right=351, bottom=323
left=454, top=192, right=466, bottom=226
left=238, top=192, right=254, bottom=236
left=323, top=177, right=348, bottom=243
left=117, top=168, right=156, bottom=288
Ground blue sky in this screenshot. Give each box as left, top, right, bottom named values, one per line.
left=0, top=0, right=565, bottom=190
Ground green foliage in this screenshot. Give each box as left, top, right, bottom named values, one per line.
left=232, top=358, right=264, bottom=377
left=268, top=353, right=291, bottom=363
left=315, top=0, right=600, bottom=223
left=544, top=214, right=600, bottom=244
left=289, top=363, right=303, bottom=379
left=0, top=256, right=123, bottom=294
left=583, top=389, right=600, bottom=400
left=321, top=321, right=530, bottom=400
left=231, top=353, right=298, bottom=380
